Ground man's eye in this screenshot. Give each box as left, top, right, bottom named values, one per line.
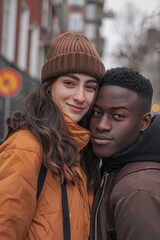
left=92, top=111, right=102, bottom=117
left=113, top=113, right=125, bottom=120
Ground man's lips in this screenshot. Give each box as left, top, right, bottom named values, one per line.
left=91, top=133, right=114, bottom=145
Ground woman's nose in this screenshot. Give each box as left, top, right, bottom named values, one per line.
left=73, top=88, right=86, bottom=103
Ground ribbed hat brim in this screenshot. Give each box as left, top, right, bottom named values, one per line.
left=42, top=52, right=105, bottom=82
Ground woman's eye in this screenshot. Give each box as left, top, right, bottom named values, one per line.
left=86, top=84, right=98, bottom=91
left=64, top=81, right=75, bottom=87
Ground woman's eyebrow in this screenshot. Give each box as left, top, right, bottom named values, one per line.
left=64, top=74, right=97, bottom=83
left=65, top=74, right=79, bottom=80
left=86, top=79, right=98, bottom=84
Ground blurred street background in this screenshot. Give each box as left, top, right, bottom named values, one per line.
left=0, top=0, right=160, bottom=141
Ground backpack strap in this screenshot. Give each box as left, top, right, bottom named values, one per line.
left=37, top=164, right=47, bottom=200
left=61, top=179, right=71, bottom=240
left=107, top=161, right=160, bottom=235
left=37, top=164, right=71, bottom=240
left=115, top=161, right=160, bottom=185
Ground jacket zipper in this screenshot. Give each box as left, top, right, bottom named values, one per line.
left=94, top=172, right=108, bottom=240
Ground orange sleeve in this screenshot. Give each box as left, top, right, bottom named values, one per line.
left=0, top=134, right=41, bottom=239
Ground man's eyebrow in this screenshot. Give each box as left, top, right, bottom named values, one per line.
left=94, top=104, right=129, bottom=111
left=111, top=106, right=130, bottom=111
left=93, top=104, right=101, bottom=109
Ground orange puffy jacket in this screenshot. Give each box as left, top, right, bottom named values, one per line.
left=0, top=115, right=93, bottom=240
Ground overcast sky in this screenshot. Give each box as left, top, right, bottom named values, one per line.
left=102, top=0, right=160, bottom=68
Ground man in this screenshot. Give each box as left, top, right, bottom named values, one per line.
left=89, top=67, right=160, bottom=240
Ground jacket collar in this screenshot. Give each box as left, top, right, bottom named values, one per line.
left=63, top=114, right=90, bottom=151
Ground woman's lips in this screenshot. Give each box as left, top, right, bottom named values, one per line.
left=68, top=103, right=84, bottom=112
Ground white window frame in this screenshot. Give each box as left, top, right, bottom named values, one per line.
left=17, top=3, right=30, bottom=70
left=41, top=0, right=49, bottom=29
left=29, top=25, right=40, bottom=78
left=84, top=23, right=97, bottom=40
left=68, top=13, right=84, bottom=32
left=1, top=0, right=17, bottom=61
left=67, top=0, right=84, bottom=6
left=85, top=4, right=97, bottom=21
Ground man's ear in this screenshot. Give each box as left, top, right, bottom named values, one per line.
left=140, top=112, right=152, bottom=132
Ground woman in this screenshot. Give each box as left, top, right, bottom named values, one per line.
left=0, top=32, right=105, bottom=240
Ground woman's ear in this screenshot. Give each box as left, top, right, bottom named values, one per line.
left=140, top=112, right=152, bottom=132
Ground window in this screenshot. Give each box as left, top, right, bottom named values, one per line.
left=17, top=3, right=30, bottom=70
left=68, top=0, right=84, bottom=6
left=41, top=0, right=49, bottom=29
left=1, top=0, right=17, bottom=61
left=85, top=4, right=97, bottom=20
left=68, top=13, right=84, bottom=32
left=84, top=23, right=96, bottom=40
left=29, top=26, right=40, bottom=78
left=86, top=0, right=103, bottom=3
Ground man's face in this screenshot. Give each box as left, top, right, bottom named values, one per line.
left=90, top=85, right=146, bottom=158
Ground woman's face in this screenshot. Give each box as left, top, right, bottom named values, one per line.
left=51, top=73, right=98, bottom=122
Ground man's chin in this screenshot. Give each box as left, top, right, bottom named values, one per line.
left=93, top=151, right=107, bottom=158
left=93, top=148, right=112, bottom=159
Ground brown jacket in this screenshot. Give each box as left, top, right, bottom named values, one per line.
left=90, top=167, right=160, bottom=240
left=0, top=116, right=93, bottom=240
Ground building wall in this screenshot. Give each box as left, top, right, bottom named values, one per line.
left=140, top=28, right=160, bottom=114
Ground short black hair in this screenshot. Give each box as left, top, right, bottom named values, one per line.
left=101, top=67, right=153, bottom=113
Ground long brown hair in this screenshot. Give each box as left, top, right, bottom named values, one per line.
left=6, top=78, right=98, bottom=183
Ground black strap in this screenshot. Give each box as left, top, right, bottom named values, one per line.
left=37, top=165, right=70, bottom=240
left=36, top=164, right=47, bottom=200
left=61, top=179, right=71, bottom=240
left=114, top=161, right=160, bottom=185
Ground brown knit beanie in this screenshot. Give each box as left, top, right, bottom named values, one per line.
left=41, top=32, right=106, bottom=82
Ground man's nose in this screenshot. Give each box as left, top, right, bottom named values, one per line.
left=96, top=115, right=112, bottom=131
